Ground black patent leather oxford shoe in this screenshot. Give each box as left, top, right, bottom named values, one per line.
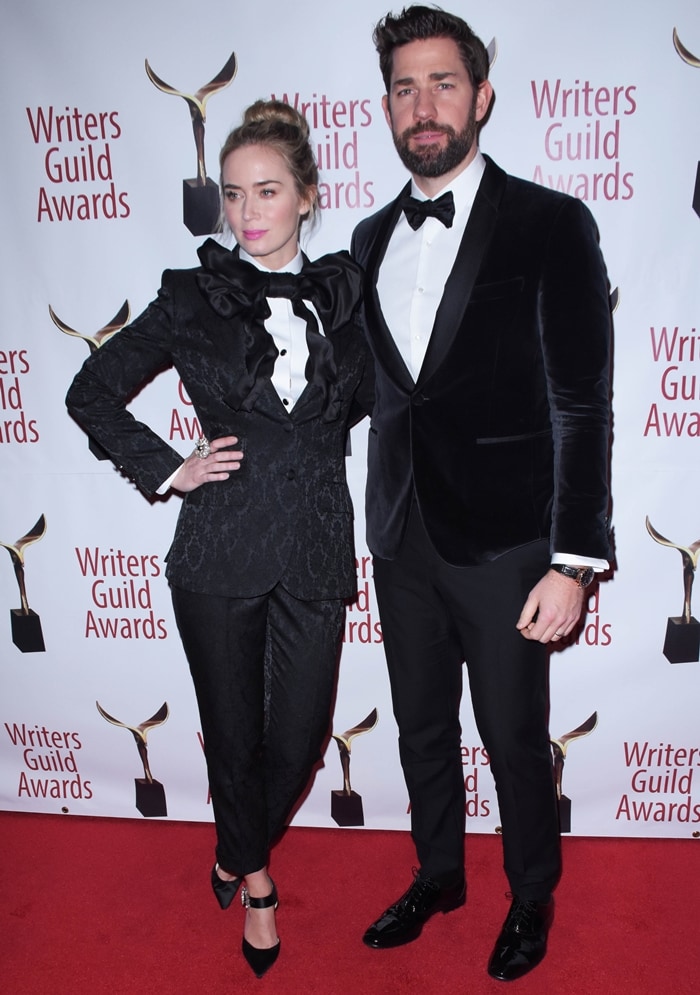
left=487, top=896, right=554, bottom=981
left=362, top=870, right=466, bottom=949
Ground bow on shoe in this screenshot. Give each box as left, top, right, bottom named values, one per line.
left=196, top=241, right=362, bottom=420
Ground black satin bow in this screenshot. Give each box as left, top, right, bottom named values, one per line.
left=196, top=240, right=362, bottom=420
left=401, top=190, right=455, bottom=230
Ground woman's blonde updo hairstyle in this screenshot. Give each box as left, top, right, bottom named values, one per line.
left=219, top=99, right=318, bottom=227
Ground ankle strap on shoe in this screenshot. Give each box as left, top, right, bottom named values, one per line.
left=241, top=883, right=278, bottom=910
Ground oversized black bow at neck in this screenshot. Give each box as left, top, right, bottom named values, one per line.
left=196, top=240, right=362, bottom=420
left=401, top=190, right=455, bottom=229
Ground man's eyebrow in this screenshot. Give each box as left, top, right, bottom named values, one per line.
left=392, top=70, right=458, bottom=88
left=429, top=71, right=458, bottom=81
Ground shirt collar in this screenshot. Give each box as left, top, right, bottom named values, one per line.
left=410, top=150, right=486, bottom=216
left=239, top=246, right=303, bottom=275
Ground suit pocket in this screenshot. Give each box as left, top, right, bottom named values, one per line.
left=469, top=276, right=524, bottom=303
left=315, top=474, right=353, bottom=515
left=475, top=429, right=551, bottom=445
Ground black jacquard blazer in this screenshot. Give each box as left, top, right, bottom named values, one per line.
left=66, top=245, right=372, bottom=600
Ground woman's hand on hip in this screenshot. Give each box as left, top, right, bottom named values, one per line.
left=172, top=435, right=243, bottom=493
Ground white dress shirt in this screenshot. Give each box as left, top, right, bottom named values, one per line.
left=377, top=154, right=485, bottom=382
left=240, top=246, right=322, bottom=412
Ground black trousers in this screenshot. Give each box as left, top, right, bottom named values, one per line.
left=171, top=583, right=345, bottom=876
left=373, top=506, right=561, bottom=901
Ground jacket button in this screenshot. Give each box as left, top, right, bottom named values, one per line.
left=286, top=469, right=296, bottom=480
left=412, top=393, right=425, bottom=406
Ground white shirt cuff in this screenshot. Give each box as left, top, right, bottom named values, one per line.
left=551, top=552, right=608, bottom=572
left=156, top=464, right=183, bottom=495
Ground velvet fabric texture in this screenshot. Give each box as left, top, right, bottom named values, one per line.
left=352, top=156, right=612, bottom=566
left=350, top=153, right=612, bottom=910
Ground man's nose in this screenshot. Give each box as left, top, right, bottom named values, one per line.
left=414, top=89, right=437, bottom=120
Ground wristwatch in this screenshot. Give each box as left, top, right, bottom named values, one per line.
left=550, top=564, right=596, bottom=588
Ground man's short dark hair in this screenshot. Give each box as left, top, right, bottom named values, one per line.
left=373, top=5, right=489, bottom=92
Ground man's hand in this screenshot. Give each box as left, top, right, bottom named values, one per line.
left=516, top=569, right=585, bottom=643
left=171, top=435, right=243, bottom=493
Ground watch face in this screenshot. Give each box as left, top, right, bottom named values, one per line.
left=578, top=567, right=595, bottom=587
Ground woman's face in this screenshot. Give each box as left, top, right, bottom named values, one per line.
left=222, top=144, right=312, bottom=270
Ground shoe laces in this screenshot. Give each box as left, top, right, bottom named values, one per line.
left=396, top=868, right=439, bottom=911
left=505, top=895, right=539, bottom=933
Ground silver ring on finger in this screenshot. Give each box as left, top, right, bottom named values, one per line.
left=195, top=436, right=211, bottom=459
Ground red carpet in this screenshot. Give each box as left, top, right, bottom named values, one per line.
left=1, top=811, right=698, bottom=994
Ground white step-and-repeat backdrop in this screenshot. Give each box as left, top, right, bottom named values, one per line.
left=2, top=0, right=700, bottom=839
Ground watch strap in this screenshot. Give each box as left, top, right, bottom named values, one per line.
left=550, top=564, right=595, bottom=587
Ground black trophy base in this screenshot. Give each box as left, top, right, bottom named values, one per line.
left=663, top=616, right=700, bottom=664
left=10, top=609, right=45, bottom=652
left=135, top=778, right=167, bottom=818
left=557, top=794, right=572, bottom=834
left=183, top=178, right=220, bottom=236
left=331, top=790, right=364, bottom=827
left=693, top=161, right=700, bottom=219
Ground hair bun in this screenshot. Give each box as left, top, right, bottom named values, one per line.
left=242, top=99, right=310, bottom=141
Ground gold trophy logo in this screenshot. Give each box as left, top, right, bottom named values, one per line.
left=96, top=701, right=170, bottom=817
left=646, top=516, right=700, bottom=663
left=673, top=28, right=700, bottom=218
left=551, top=711, right=598, bottom=833
left=331, top=708, right=378, bottom=826
left=145, top=52, right=237, bottom=236
left=1, top=514, right=47, bottom=652
left=51, top=301, right=130, bottom=460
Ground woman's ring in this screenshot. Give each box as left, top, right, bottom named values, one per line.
left=195, top=436, right=211, bottom=459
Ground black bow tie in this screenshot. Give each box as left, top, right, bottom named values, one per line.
left=195, top=240, right=362, bottom=420
left=402, top=190, right=455, bottom=230
left=196, top=242, right=361, bottom=330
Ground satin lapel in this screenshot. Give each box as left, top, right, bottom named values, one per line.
left=362, top=182, right=416, bottom=392
left=200, top=243, right=248, bottom=386
left=417, top=158, right=508, bottom=388
left=290, top=384, right=324, bottom=424
left=290, top=319, right=358, bottom=424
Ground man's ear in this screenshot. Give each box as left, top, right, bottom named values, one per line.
left=475, top=80, right=494, bottom=123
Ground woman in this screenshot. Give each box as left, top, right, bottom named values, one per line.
left=66, top=100, right=372, bottom=978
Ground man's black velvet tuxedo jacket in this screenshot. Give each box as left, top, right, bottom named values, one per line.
left=351, top=156, right=612, bottom=565
left=66, top=250, right=371, bottom=601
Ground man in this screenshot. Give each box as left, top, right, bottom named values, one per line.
left=351, top=5, right=611, bottom=982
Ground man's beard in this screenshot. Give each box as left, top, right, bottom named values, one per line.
left=392, top=107, right=477, bottom=178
